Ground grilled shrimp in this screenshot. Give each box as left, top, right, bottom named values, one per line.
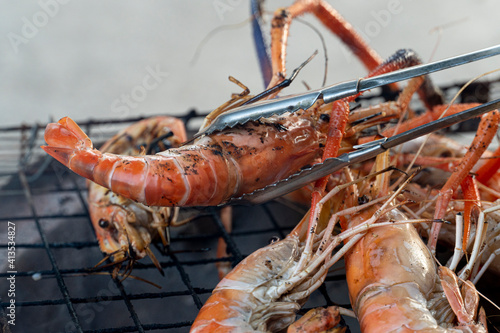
left=341, top=154, right=488, bottom=333
left=383, top=130, right=500, bottom=278
left=189, top=197, right=347, bottom=332
left=43, top=110, right=331, bottom=207
left=190, top=207, right=359, bottom=332
left=344, top=206, right=487, bottom=332
left=88, top=116, right=186, bottom=273
left=190, top=166, right=439, bottom=332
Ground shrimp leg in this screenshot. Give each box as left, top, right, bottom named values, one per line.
left=268, top=0, right=383, bottom=89
left=342, top=154, right=488, bottom=332
left=428, top=110, right=500, bottom=252
left=297, top=50, right=444, bottom=272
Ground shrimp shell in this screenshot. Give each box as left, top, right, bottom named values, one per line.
left=42, top=111, right=329, bottom=206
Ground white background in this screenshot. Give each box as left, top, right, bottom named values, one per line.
left=3, top=0, right=500, bottom=127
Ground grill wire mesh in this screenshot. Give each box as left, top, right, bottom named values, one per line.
left=1, top=80, right=500, bottom=333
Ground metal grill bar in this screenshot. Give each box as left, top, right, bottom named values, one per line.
left=65, top=165, right=147, bottom=333
left=18, top=170, right=84, bottom=332
left=114, top=279, right=145, bottom=333
left=166, top=248, right=204, bottom=311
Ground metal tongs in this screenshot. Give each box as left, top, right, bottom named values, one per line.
left=204, top=45, right=500, bottom=205
left=231, top=100, right=500, bottom=205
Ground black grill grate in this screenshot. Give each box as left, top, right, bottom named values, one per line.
left=1, top=80, right=500, bottom=332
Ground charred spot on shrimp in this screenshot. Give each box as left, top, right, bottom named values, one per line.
left=209, top=148, right=224, bottom=157
left=221, top=141, right=244, bottom=158
left=183, top=165, right=199, bottom=175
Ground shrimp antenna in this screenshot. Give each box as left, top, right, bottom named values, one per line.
left=242, top=50, right=319, bottom=105
left=145, top=247, right=165, bottom=276
left=295, top=16, right=329, bottom=87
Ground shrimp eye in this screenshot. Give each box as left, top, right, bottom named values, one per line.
left=358, top=195, right=370, bottom=205
left=98, top=218, right=110, bottom=228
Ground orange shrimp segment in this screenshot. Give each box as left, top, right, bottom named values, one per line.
left=460, top=175, right=481, bottom=252
left=476, top=144, right=500, bottom=184
left=268, top=0, right=383, bottom=89
left=429, top=110, right=500, bottom=252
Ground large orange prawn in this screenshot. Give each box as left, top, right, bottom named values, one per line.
left=43, top=108, right=332, bottom=207
left=392, top=133, right=500, bottom=278
left=340, top=152, right=489, bottom=333
left=41, top=55, right=444, bottom=209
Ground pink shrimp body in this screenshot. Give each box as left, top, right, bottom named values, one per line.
left=343, top=205, right=486, bottom=333
left=191, top=237, right=304, bottom=332
left=42, top=111, right=329, bottom=207
left=190, top=208, right=352, bottom=333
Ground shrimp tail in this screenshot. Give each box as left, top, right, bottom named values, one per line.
left=42, top=117, right=157, bottom=205
left=42, top=117, right=99, bottom=180
left=439, top=266, right=480, bottom=326
left=44, top=116, right=93, bottom=148
left=42, top=117, right=230, bottom=206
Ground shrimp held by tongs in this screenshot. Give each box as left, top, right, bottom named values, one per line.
left=42, top=45, right=500, bottom=207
